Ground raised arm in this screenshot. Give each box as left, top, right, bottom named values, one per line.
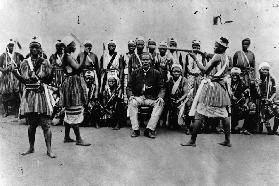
left=190, top=53, right=220, bottom=74
left=65, top=54, right=86, bottom=70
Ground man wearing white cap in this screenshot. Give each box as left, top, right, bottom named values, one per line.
left=230, top=67, right=250, bottom=134
left=0, top=38, right=24, bottom=117
left=19, top=36, right=56, bottom=158
left=100, top=40, right=124, bottom=96
left=100, top=74, right=125, bottom=130
left=233, top=38, right=256, bottom=87
left=147, top=38, right=157, bottom=65
left=256, top=62, right=278, bottom=135
left=155, top=41, right=172, bottom=83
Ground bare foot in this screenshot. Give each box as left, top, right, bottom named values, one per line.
left=47, top=152, right=56, bottom=158
left=218, top=141, right=232, bottom=147
left=180, top=140, right=196, bottom=147
left=21, top=149, right=34, bottom=156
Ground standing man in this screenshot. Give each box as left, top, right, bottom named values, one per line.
left=127, top=52, right=165, bottom=138
left=77, top=40, right=99, bottom=76
left=0, top=39, right=24, bottom=117
left=147, top=38, right=157, bottom=66
left=233, top=38, right=256, bottom=87
left=181, top=37, right=232, bottom=147
left=185, top=40, right=207, bottom=95
left=122, top=40, right=136, bottom=104
left=19, top=36, right=56, bottom=158
left=167, top=37, right=179, bottom=65
left=49, top=40, right=65, bottom=89
left=100, top=40, right=123, bottom=95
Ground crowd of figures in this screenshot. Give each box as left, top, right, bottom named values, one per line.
left=1, top=35, right=279, bottom=157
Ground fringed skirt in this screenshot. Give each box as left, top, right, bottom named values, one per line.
left=196, top=81, right=230, bottom=118
left=19, top=89, right=52, bottom=118
left=59, top=74, right=88, bottom=108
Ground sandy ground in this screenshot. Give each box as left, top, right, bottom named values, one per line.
left=0, top=116, right=279, bottom=186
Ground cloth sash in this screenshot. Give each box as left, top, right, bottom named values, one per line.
left=56, top=54, right=63, bottom=66
left=240, top=51, right=250, bottom=68
left=6, top=51, right=17, bottom=68
left=189, top=54, right=229, bottom=116
left=171, top=76, right=182, bottom=95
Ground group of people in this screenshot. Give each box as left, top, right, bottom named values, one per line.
left=0, top=34, right=278, bottom=158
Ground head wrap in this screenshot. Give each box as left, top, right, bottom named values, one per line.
left=171, top=64, right=182, bottom=71
left=29, top=36, right=42, bottom=48
left=242, top=38, right=251, bottom=43
left=136, top=36, right=145, bottom=45
left=83, top=40, right=92, bottom=46
left=7, top=38, right=15, bottom=46
left=231, top=67, right=241, bottom=74
left=108, top=39, right=117, bottom=46
left=62, top=35, right=75, bottom=46
left=55, top=39, right=62, bottom=47
left=107, top=74, right=119, bottom=85
left=169, top=37, right=177, bottom=46
left=259, top=62, right=271, bottom=70
left=192, top=40, right=201, bottom=46
left=141, top=52, right=151, bottom=59
left=147, top=38, right=156, bottom=48
left=159, top=41, right=168, bottom=48
left=216, top=37, right=229, bottom=48
left=84, top=70, right=95, bottom=78
left=128, top=40, right=136, bottom=46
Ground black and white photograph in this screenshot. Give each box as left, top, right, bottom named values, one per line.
left=0, top=0, right=279, bottom=185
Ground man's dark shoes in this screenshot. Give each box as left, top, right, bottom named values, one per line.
left=131, top=130, right=140, bottom=137
left=144, top=129, right=156, bottom=139
left=218, top=141, right=232, bottom=147
left=64, top=137, right=76, bottom=143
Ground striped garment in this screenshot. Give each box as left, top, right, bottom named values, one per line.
left=64, top=106, right=84, bottom=125
left=19, top=58, right=53, bottom=118
left=59, top=74, right=88, bottom=108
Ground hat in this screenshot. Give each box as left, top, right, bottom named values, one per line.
left=29, top=36, right=42, bottom=47
left=136, top=36, right=145, bottom=45
left=216, top=37, right=229, bottom=48
left=7, top=38, right=15, bottom=46
left=242, top=38, right=251, bottom=43
left=169, top=37, right=177, bottom=45
left=231, top=67, right=241, bottom=74
left=171, top=64, right=182, bottom=71
left=159, top=41, right=168, bottom=48
left=84, top=40, right=92, bottom=46
left=107, top=74, right=119, bottom=84
left=108, top=39, right=117, bottom=46
left=55, top=39, right=62, bottom=46
left=62, top=35, right=75, bottom=46
left=147, top=38, right=156, bottom=48
left=128, top=40, right=136, bottom=46
left=259, top=62, right=271, bottom=70
left=192, top=40, right=201, bottom=46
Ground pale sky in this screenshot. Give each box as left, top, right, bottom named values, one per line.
left=0, top=0, right=278, bottom=78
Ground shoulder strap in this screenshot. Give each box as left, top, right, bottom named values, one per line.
left=107, top=52, right=117, bottom=70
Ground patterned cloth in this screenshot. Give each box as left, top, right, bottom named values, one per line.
left=49, top=53, right=65, bottom=88
left=59, top=54, right=88, bottom=108
left=190, top=53, right=231, bottom=118
left=0, top=52, right=23, bottom=94
left=19, top=57, right=53, bottom=117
